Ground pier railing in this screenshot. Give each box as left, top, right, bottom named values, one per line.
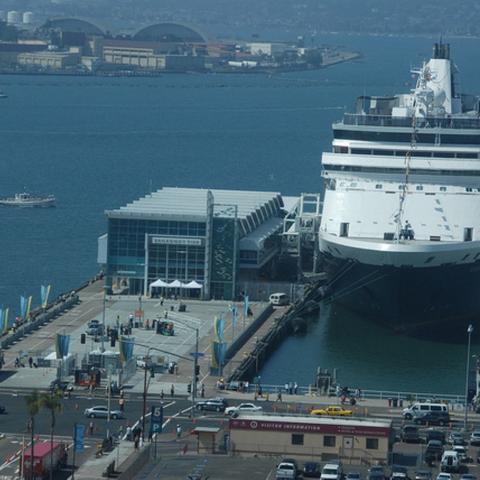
left=235, top=383, right=466, bottom=405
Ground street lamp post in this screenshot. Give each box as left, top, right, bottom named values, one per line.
left=141, top=349, right=151, bottom=442
left=464, top=324, right=474, bottom=430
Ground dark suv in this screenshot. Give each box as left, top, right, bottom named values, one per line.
left=195, top=398, right=228, bottom=412
left=414, top=411, right=450, bottom=426
left=425, top=440, right=444, bottom=462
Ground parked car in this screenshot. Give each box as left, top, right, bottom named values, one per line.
left=470, top=431, right=480, bottom=446
left=448, top=432, right=466, bottom=446
left=437, top=474, right=452, bottom=480
left=459, top=475, right=477, bottom=480
left=453, top=445, right=468, bottom=463
left=441, top=451, right=461, bottom=473
left=84, top=406, right=124, bottom=419
left=346, top=473, right=362, bottom=480
left=195, top=398, right=228, bottom=412
left=401, top=425, right=420, bottom=443
left=426, top=429, right=446, bottom=445
left=415, top=471, right=432, bottom=480
left=303, top=462, right=321, bottom=478
left=310, top=406, right=353, bottom=416
left=425, top=440, right=444, bottom=462
left=368, top=473, right=385, bottom=480
left=368, top=466, right=385, bottom=477
left=224, top=403, right=262, bottom=417
left=413, top=411, right=450, bottom=426
left=321, top=463, right=343, bottom=480
left=276, top=460, right=297, bottom=480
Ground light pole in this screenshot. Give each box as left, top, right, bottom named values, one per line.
left=141, top=348, right=152, bottom=442
left=464, top=324, right=474, bottom=430
left=101, top=286, right=107, bottom=353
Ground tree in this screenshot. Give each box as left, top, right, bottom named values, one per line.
left=24, top=390, right=41, bottom=480
left=40, top=391, right=63, bottom=480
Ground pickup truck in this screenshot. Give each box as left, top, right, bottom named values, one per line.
left=276, top=460, right=298, bottom=479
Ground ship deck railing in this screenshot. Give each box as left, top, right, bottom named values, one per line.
left=341, top=113, right=480, bottom=130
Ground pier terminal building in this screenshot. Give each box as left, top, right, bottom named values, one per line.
left=98, top=187, right=297, bottom=300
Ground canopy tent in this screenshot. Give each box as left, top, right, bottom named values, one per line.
left=148, top=279, right=203, bottom=295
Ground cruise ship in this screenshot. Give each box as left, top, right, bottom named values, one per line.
left=318, top=43, right=480, bottom=337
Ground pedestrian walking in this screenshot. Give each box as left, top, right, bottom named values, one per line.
left=88, top=421, right=94, bottom=436
left=176, top=424, right=182, bottom=440
left=160, top=390, right=164, bottom=400
left=170, top=384, right=175, bottom=397
left=201, top=384, right=205, bottom=398
left=284, top=383, right=289, bottom=394
left=294, top=382, right=298, bottom=395
left=28, top=357, right=33, bottom=368
left=119, top=397, right=125, bottom=412
left=277, top=390, right=282, bottom=402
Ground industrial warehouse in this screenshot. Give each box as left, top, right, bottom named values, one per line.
left=97, top=187, right=299, bottom=300
left=228, top=414, right=394, bottom=463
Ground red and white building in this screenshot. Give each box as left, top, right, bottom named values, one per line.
left=229, top=414, right=393, bottom=463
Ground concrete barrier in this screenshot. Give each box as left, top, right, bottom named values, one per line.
left=224, top=304, right=273, bottom=364
left=118, top=444, right=151, bottom=480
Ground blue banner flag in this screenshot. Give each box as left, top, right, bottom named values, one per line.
left=119, top=336, right=134, bottom=363
left=55, top=333, right=70, bottom=359
left=3, top=308, right=8, bottom=334
left=212, top=341, right=227, bottom=369
left=243, top=295, right=249, bottom=317
left=41, top=285, right=51, bottom=308
left=214, top=316, right=225, bottom=342
left=150, top=405, right=163, bottom=436
left=74, top=423, right=85, bottom=452
left=229, top=304, right=237, bottom=328
left=20, top=296, right=27, bottom=319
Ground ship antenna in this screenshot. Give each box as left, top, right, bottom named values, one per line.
left=395, top=101, right=417, bottom=243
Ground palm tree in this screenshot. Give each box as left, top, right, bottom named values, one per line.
left=24, top=390, right=40, bottom=480
left=40, top=391, right=63, bottom=480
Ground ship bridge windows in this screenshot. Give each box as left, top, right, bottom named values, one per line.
left=416, top=186, right=424, bottom=191
left=334, top=129, right=480, bottom=144
left=334, top=146, right=348, bottom=153
left=375, top=184, right=383, bottom=189
left=440, top=186, right=447, bottom=192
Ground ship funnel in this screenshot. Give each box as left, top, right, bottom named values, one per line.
left=433, top=42, right=450, bottom=60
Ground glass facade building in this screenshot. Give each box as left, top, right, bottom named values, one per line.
left=101, top=188, right=285, bottom=300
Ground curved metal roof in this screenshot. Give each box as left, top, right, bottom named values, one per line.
left=42, top=18, right=104, bottom=36
left=134, top=22, right=207, bottom=43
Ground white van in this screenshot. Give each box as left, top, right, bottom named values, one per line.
left=402, top=402, right=448, bottom=419
left=441, top=450, right=460, bottom=473
left=269, top=292, right=289, bottom=306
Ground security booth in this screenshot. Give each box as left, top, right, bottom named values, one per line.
left=229, top=414, right=393, bottom=464
left=191, top=426, right=224, bottom=454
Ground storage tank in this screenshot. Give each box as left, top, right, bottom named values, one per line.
left=7, top=11, right=21, bottom=24
left=23, top=12, right=34, bottom=24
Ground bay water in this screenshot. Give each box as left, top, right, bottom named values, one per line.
left=0, top=33, right=478, bottom=393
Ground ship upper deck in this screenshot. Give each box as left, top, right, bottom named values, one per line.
left=341, top=113, right=480, bottom=131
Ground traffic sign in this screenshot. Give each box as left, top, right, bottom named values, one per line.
left=190, top=352, right=205, bottom=358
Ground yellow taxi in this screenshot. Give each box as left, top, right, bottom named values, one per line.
left=310, top=406, right=353, bottom=416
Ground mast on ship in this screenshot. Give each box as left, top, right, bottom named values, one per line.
left=394, top=41, right=456, bottom=243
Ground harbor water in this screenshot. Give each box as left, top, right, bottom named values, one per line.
left=0, top=33, right=479, bottom=393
